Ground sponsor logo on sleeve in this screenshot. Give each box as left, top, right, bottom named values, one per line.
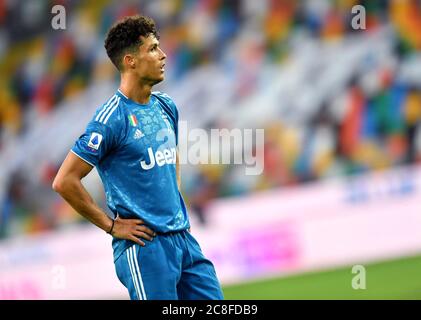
left=87, top=132, right=103, bottom=150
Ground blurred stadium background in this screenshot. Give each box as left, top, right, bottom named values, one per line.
left=1, top=0, right=421, bottom=299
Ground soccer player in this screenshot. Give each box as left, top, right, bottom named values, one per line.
left=52, top=15, right=223, bottom=300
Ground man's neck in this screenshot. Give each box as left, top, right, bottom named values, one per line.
left=119, top=73, right=153, bottom=105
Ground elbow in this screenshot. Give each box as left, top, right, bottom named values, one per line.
left=52, top=178, right=60, bottom=193
left=52, top=176, right=64, bottom=194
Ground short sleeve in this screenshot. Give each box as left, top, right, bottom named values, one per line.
left=71, top=120, right=118, bottom=167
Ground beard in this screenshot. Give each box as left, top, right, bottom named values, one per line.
left=151, top=76, right=164, bottom=86
left=141, top=73, right=164, bottom=87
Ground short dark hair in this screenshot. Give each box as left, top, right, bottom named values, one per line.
left=104, top=15, right=159, bottom=71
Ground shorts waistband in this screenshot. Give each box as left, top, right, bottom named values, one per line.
left=155, top=229, right=189, bottom=236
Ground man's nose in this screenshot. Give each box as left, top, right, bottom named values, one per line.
left=159, top=48, right=167, bottom=60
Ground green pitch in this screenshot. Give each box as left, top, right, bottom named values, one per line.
left=222, top=254, right=421, bottom=299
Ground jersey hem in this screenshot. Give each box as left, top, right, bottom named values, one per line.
left=70, top=150, right=95, bottom=167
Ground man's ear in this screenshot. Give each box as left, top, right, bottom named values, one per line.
left=123, top=54, right=135, bottom=69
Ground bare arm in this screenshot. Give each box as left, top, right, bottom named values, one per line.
left=52, top=152, right=155, bottom=246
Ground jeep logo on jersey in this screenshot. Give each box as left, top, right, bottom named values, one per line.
left=140, top=147, right=176, bottom=170
left=87, top=133, right=103, bottom=150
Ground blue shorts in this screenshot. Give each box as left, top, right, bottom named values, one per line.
left=114, top=230, right=224, bottom=300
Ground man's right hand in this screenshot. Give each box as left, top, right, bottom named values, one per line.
left=111, top=216, right=157, bottom=246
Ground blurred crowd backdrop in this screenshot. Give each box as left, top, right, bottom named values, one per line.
left=0, top=0, right=421, bottom=239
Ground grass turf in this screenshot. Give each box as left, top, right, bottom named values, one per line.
left=222, top=254, right=421, bottom=299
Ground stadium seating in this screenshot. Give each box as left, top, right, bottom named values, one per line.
left=0, top=0, right=420, bottom=239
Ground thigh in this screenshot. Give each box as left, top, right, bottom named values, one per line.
left=114, top=238, right=182, bottom=300
left=177, top=232, right=224, bottom=300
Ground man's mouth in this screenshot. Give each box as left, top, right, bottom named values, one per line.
left=160, top=63, right=165, bottom=72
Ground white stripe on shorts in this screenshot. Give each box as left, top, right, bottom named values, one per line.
left=132, top=245, right=147, bottom=300
left=127, top=246, right=142, bottom=300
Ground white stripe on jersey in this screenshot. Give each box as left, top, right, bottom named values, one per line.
left=103, top=96, right=120, bottom=124
left=117, top=89, right=129, bottom=99
left=95, top=95, right=117, bottom=122
left=99, top=96, right=120, bottom=124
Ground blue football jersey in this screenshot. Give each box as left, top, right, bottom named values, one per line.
left=71, top=89, right=190, bottom=260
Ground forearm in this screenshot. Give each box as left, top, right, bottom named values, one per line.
left=52, top=152, right=155, bottom=244
left=54, top=177, right=112, bottom=232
